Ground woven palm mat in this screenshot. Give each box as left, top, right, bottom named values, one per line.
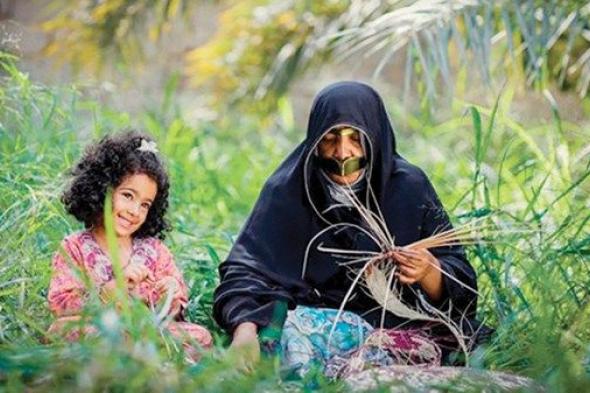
left=343, top=365, right=542, bottom=392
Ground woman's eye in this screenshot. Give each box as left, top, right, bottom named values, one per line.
left=325, top=132, right=338, bottom=140
left=141, top=203, right=151, bottom=210
left=122, top=192, right=133, bottom=200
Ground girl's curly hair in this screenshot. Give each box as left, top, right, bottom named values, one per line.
left=62, top=130, right=171, bottom=239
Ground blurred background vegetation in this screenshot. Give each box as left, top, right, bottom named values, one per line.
left=1, top=0, right=590, bottom=391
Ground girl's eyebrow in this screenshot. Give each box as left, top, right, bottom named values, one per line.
left=120, top=187, right=137, bottom=195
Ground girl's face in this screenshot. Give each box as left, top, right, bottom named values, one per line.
left=110, top=173, right=158, bottom=238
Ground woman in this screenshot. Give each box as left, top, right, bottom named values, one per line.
left=214, top=81, right=490, bottom=377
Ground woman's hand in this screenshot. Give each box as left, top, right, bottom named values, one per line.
left=392, top=247, right=443, bottom=301
left=393, top=247, right=438, bottom=284
left=229, top=322, right=260, bottom=372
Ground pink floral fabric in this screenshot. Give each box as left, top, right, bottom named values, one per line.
left=325, top=328, right=442, bottom=378
left=47, top=231, right=212, bottom=353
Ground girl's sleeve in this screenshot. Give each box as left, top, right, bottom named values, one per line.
left=47, top=239, right=87, bottom=317
left=154, top=242, right=189, bottom=319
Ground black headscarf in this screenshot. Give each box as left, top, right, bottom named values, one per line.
left=214, top=82, right=481, bottom=344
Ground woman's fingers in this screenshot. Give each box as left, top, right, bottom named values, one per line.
left=399, top=265, right=418, bottom=277
left=396, top=271, right=416, bottom=284
left=392, top=251, right=412, bottom=263
left=394, top=257, right=415, bottom=267
left=396, top=264, right=418, bottom=283
left=393, top=251, right=423, bottom=268
left=396, top=249, right=424, bottom=260
left=393, top=250, right=431, bottom=285
left=229, top=329, right=261, bottom=373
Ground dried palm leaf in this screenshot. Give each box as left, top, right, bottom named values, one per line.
left=311, top=184, right=510, bottom=360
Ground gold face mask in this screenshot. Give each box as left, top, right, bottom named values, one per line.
left=337, top=127, right=357, bottom=137
left=320, top=156, right=366, bottom=177
left=318, top=127, right=367, bottom=176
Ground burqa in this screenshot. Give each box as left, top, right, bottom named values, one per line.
left=213, top=82, right=485, bottom=351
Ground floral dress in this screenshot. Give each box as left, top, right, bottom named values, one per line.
left=47, top=231, right=212, bottom=356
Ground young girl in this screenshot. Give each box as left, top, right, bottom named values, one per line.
left=47, top=130, right=212, bottom=359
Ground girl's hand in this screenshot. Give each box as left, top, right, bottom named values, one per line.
left=155, top=276, right=178, bottom=297
left=99, top=279, right=118, bottom=302
left=392, top=247, right=439, bottom=284
left=123, top=263, right=153, bottom=287
left=154, top=276, right=183, bottom=317
left=99, top=280, right=134, bottom=307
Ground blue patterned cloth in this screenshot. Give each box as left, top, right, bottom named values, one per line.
left=279, top=306, right=373, bottom=376
left=276, top=307, right=534, bottom=392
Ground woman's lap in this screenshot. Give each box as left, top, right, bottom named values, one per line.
left=279, top=306, right=536, bottom=390
left=280, top=306, right=373, bottom=375
left=279, top=306, right=441, bottom=377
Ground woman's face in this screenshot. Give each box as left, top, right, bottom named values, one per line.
left=110, top=173, right=157, bottom=238
left=317, top=127, right=364, bottom=185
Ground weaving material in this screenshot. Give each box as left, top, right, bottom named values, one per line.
left=343, top=365, right=540, bottom=392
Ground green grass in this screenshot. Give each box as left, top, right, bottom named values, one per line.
left=1, top=52, right=590, bottom=392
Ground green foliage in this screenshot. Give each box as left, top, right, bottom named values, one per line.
left=1, top=52, right=590, bottom=391
left=41, top=0, right=195, bottom=72
left=38, top=1, right=590, bottom=117
left=185, top=0, right=590, bottom=115
left=242, top=0, right=590, bottom=105
left=184, top=0, right=349, bottom=114
left=391, top=91, right=590, bottom=389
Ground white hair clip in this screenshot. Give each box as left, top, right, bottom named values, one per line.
left=137, top=139, right=159, bottom=154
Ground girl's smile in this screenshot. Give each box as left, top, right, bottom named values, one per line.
left=110, top=173, right=158, bottom=239
left=116, top=213, right=136, bottom=230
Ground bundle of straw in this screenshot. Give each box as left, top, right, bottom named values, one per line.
left=302, top=184, right=501, bottom=360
